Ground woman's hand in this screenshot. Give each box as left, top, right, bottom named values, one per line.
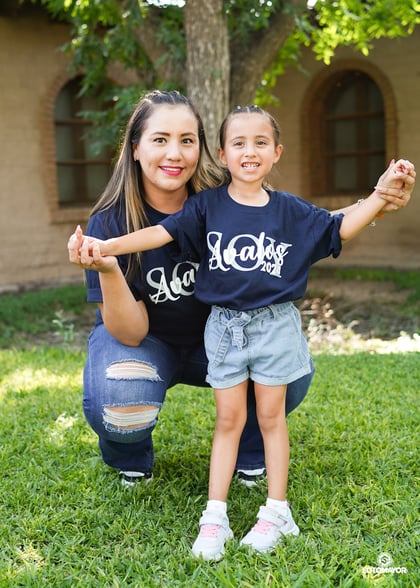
left=67, top=224, right=149, bottom=345
left=375, top=159, right=416, bottom=213
left=68, top=225, right=118, bottom=273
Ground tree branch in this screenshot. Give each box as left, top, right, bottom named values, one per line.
left=132, top=6, right=185, bottom=87
left=229, top=0, right=307, bottom=106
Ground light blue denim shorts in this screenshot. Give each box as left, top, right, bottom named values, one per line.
left=204, top=302, right=311, bottom=389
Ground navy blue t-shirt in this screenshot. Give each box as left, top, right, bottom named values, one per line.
left=161, top=186, right=343, bottom=310
left=85, top=202, right=210, bottom=347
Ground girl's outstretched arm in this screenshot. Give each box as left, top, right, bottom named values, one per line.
left=98, top=225, right=173, bottom=256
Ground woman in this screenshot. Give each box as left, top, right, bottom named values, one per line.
left=68, top=90, right=414, bottom=486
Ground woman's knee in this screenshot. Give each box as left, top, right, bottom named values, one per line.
left=102, top=359, right=162, bottom=430
left=103, top=403, right=159, bottom=431
left=84, top=358, right=166, bottom=438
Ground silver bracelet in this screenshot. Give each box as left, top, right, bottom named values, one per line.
left=357, top=199, right=376, bottom=227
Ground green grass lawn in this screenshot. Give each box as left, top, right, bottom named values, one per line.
left=0, top=274, right=419, bottom=587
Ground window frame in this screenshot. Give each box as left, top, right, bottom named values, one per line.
left=54, top=76, right=112, bottom=209
left=43, top=74, right=113, bottom=224
left=301, top=60, right=398, bottom=202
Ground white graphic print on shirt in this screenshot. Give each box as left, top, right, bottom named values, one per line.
left=146, top=262, right=199, bottom=304
left=207, top=231, right=292, bottom=277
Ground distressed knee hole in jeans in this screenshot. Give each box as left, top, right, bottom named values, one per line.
left=103, top=360, right=162, bottom=431
left=106, top=360, right=162, bottom=381
left=103, top=405, right=160, bottom=430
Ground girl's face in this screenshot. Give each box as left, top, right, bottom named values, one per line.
left=133, top=104, right=200, bottom=200
left=218, top=113, right=283, bottom=187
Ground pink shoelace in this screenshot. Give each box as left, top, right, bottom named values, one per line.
left=199, top=524, right=222, bottom=538
left=252, top=519, right=276, bottom=535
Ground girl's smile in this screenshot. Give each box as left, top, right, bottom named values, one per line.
left=218, top=112, right=283, bottom=198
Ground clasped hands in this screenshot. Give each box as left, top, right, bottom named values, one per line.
left=67, top=226, right=116, bottom=272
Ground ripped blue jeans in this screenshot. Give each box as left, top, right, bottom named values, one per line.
left=83, top=323, right=314, bottom=473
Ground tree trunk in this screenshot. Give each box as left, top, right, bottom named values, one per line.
left=184, top=0, right=230, bottom=153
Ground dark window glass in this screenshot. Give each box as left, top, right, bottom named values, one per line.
left=325, top=71, right=385, bottom=193
left=55, top=77, right=112, bottom=207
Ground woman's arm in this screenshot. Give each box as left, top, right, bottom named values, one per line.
left=331, top=159, right=415, bottom=216
left=339, top=159, right=415, bottom=241
left=68, top=226, right=149, bottom=346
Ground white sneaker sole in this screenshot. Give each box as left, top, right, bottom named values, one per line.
left=120, top=472, right=153, bottom=487
left=240, top=523, right=299, bottom=552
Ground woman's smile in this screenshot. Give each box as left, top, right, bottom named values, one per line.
left=160, top=165, right=185, bottom=176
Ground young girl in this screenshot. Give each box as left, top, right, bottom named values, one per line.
left=78, top=105, right=414, bottom=560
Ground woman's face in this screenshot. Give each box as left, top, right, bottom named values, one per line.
left=134, top=104, right=200, bottom=200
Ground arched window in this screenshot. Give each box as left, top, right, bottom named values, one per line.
left=54, top=77, right=112, bottom=207
left=324, top=71, right=385, bottom=193
left=302, top=65, right=395, bottom=201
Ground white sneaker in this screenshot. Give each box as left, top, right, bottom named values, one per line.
left=119, top=470, right=153, bottom=487
left=236, top=467, right=266, bottom=488
left=192, top=509, right=234, bottom=561
left=240, top=504, right=299, bottom=552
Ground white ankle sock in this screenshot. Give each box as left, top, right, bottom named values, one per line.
left=207, top=500, right=227, bottom=514
left=266, top=498, right=289, bottom=514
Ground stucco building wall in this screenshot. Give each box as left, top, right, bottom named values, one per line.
left=0, top=11, right=418, bottom=292
left=0, top=12, right=81, bottom=291
left=269, top=28, right=420, bottom=269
